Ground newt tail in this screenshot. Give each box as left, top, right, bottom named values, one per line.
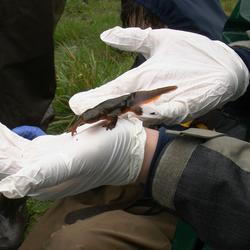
left=132, top=86, right=177, bottom=105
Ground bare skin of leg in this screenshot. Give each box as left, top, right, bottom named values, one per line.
left=137, top=128, right=159, bottom=184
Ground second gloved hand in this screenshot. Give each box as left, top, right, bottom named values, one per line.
left=69, top=26, right=249, bottom=125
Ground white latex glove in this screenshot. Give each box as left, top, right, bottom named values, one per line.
left=69, top=26, right=249, bottom=125
left=0, top=119, right=146, bottom=200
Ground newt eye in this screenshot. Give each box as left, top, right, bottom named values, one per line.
left=150, top=112, right=156, bottom=115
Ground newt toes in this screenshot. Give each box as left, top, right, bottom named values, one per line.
left=70, top=126, right=78, bottom=136
left=70, top=85, right=177, bottom=135
left=70, top=117, right=85, bottom=136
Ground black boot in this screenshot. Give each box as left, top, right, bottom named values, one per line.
left=0, top=195, right=28, bottom=250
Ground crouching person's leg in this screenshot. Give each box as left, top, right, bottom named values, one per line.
left=46, top=209, right=175, bottom=250
left=20, top=185, right=176, bottom=250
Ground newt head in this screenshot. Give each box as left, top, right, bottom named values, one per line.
left=70, top=108, right=107, bottom=136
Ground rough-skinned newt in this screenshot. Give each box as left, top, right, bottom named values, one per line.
left=70, top=85, right=177, bottom=135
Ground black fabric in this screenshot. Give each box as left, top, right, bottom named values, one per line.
left=224, top=47, right=250, bottom=120
left=0, top=1, right=56, bottom=249
left=191, top=109, right=247, bottom=140
left=0, top=0, right=56, bottom=129
left=130, top=54, right=146, bottom=69
left=223, top=92, right=250, bottom=121
left=0, top=195, right=28, bottom=250
left=233, top=47, right=250, bottom=72
left=136, top=0, right=227, bottom=41
left=174, top=145, right=250, bottom=250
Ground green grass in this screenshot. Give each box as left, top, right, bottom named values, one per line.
left=48, top=0, right=134, bottom=134
left=28, top=0, right=239, bottom=229
left=26, top=199, right=53, bottom=233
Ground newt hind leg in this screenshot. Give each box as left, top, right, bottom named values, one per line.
left=130, top=105, right=143, bottom=115
left=102, top=116, right=118, bottom=130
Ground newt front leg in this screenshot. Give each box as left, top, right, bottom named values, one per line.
left=70, top=117, right=85, bottom=136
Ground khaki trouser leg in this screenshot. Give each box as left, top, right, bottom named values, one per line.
left=20, top=185, right=176, bottom=250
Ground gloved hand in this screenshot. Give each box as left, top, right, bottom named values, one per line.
left=0, top=118, right=146, bottom=200
left=12, top=125, right=46, bottom=140
left=69, top=26, right=249, bottom=125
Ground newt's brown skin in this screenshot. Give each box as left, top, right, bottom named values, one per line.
left=70, top=85, right=177, bottom=135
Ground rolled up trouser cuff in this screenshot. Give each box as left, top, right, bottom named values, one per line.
left=151, top=136, right=201, bottom=210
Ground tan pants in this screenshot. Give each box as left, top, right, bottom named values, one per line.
left=20, top=185, right=176, bottom=250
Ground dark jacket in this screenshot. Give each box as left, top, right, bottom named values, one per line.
left=136, top=0, right=227, bottom=41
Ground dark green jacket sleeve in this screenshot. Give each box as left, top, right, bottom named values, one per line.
left=151, top=128, right=250, bottom=250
